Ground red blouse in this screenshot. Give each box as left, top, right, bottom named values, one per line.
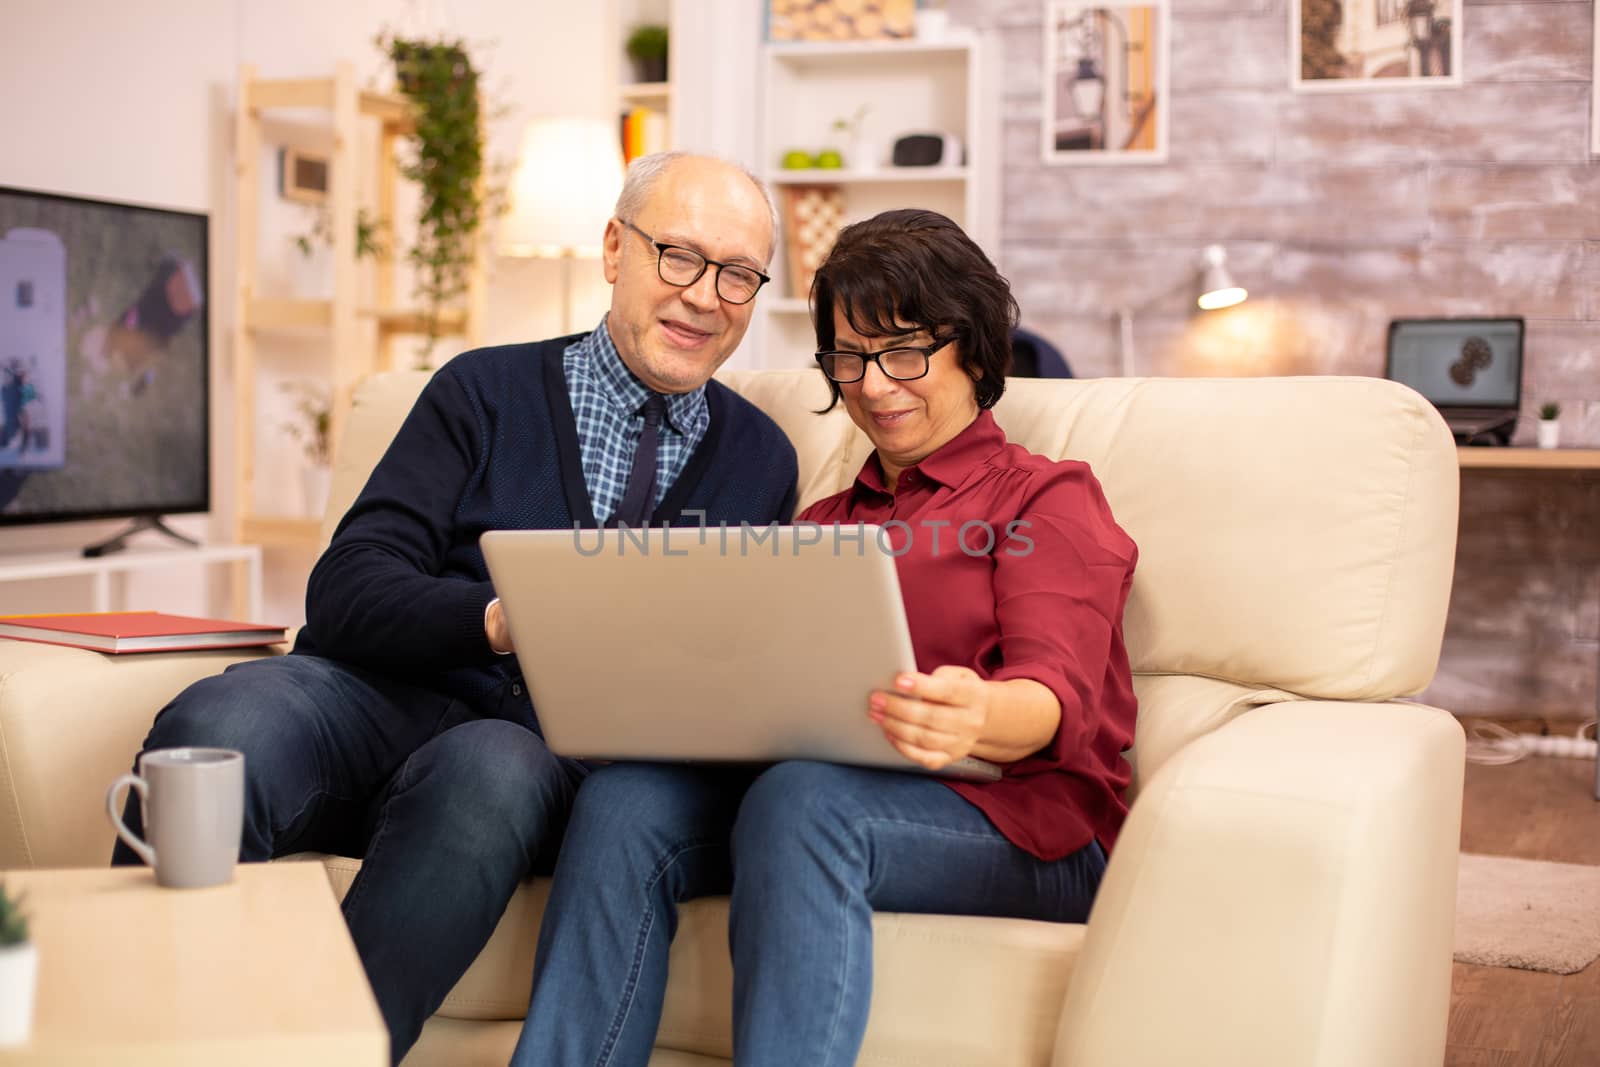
left=799, top=409, right=1138, bottom=861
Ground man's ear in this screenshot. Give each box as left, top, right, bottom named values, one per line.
left=602, top=217, right=623, bottom=285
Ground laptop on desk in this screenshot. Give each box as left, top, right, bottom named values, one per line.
left=1385, top=317, right=1525, bottom=445
left=479, top=526, right=1002, bottom=782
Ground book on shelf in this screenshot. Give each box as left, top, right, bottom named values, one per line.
left=619, top=106, right=668, bottom=163
left=0, top=611, right=288, bottom=654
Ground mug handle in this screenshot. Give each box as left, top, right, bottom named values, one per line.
left=106, top=773, right=156, bottom=867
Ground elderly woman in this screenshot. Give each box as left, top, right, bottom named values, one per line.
left=512, top=208, right=1138, bottom=1067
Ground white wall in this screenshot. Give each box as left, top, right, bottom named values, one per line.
left=1, top=0, right=621, bottom=622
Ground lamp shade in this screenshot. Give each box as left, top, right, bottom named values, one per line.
left=1197, top=244, right=1247, bottom=311
left=499, top=117, right=625, bottom=258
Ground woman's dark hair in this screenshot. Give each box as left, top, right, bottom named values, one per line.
left=810, top=208, right=1019, bottom=412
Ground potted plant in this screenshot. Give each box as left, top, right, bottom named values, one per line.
left=281, top=381, right=333, bottom=518
left=625, top=24, right=669, bottom=84
left=377, top=32, right=488, bottom=366
left=0, top=884, right=34, bottom=1048
left=1537, top=401, right=1561, bottom=450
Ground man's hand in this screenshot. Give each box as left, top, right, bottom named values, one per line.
left=485, top=598, right=515, bottom=655
left=868, top=666, right=989, bottom=770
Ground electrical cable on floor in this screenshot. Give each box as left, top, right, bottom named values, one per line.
left=1465, top=720, right=1600, bottom=765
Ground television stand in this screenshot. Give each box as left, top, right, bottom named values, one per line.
left=0, top=543, right=262, bottom=620
left=82, top=516, right=201, bottom=558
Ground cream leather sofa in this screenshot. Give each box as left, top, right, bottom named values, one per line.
left=0, top=369, right=1465, bottom=1067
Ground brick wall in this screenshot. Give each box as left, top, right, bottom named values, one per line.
left=960, top=0, right=1599, bottom=718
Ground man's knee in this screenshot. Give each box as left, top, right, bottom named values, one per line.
left=403, top=720, right=574, bottom=840
left=144, top=663, right=302, bottom=762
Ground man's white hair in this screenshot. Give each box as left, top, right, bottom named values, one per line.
left=613, top=151, right=780, bottom=264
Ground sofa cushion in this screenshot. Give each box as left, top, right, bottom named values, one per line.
left=0, top=639, right=278, bottom=869
left=317, top=856, right=1084, bottom=1065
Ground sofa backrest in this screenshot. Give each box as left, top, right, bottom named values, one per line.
left=328, top=368, right=1459, bottom=706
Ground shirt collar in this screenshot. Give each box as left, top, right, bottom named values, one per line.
left=585, top=314, right=706, bottom=432
left=852, top=408, right=1008, bottom=495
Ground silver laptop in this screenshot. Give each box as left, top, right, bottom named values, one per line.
left=480, top=525, right=1002, bottom=782
left=1385, top=317, right=1524, bottom=444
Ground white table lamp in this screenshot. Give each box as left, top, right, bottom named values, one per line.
left=499, top=117, right=626, bottom=332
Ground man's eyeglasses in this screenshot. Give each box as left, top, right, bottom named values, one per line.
left=814, top=336, right=956, bottom=384
left=619, top=219, right=769, bottom=305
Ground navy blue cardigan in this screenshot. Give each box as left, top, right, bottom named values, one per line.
left=294, top=338, right=799, bottom=711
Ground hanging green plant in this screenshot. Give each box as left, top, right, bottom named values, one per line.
left=377, top=32, right=486, bottom=364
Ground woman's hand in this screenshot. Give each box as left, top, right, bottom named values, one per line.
left=870, top=670, right=1064, bottom=769
left=868, top=666, right=990, bottom=770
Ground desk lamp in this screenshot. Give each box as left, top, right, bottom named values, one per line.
left=1117, top=244, right=1248, bottom=376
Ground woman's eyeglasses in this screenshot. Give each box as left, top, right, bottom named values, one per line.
left=814, top=336, right=955, bottom=383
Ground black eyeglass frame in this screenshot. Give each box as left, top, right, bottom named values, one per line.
left=618, top=218, right=770, bottom=305
left=813, top=335, right=957, bottom=384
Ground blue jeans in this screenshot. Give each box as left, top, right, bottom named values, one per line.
left=513, top=760, right=1106, bottom=1067
left=110, top=654, right=587, bottom=1065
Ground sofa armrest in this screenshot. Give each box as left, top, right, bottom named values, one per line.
left=1053, top=700, right=1463, bottom=1067
left=0, top=638, right=282, bottom=869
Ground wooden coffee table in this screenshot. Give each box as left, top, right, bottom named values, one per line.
left=0, top=862, right=386, bottom=1065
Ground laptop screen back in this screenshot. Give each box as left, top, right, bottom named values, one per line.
left=1385, top=318, right=1524, bottom=410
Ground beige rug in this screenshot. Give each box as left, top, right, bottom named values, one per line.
left=1455, top=853, right=1600, bottom=974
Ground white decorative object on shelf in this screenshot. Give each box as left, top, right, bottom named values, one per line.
left=1537, top=402, right=1562, bottom=449
left=301, top=465, right=333, bottom=520
left=916, top=4, right=950, bottom=40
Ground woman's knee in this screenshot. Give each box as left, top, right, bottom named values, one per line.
left=732, top=761, right=865, bottom=864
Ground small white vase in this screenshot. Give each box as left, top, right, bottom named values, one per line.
left=0, top=942, right=38, bottom=1048
left=301, top=464, right=333, bottom=519
left=915, top=7, right=950, bottom=40
left=849, top=130, right=877, bottom=172
left=1536, top=419, right=1560, bottom=450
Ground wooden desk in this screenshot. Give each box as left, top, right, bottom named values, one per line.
left=1456, top=447, right=1600, bottom=470
left=0, top=863, right=385, bottom=1066
left=1455, top=446, right=1600, bottom=799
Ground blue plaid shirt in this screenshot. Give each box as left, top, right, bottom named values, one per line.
left=564, top=317, right=711, bottom=523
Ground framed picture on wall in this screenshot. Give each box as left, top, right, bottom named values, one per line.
left=1040, top=0, right=1170, bottom=165
left=1291, top=0, right=1463, bottom=92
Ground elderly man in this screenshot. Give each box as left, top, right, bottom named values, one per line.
left=112, top=152, right=796, bottom=1064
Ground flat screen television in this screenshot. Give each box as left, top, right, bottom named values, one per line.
left=0, top=185, right=209, bottom=554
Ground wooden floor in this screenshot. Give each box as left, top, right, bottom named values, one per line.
left=1447, top=722, right=1600, bottom=1067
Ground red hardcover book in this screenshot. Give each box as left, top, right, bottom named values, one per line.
left=0, top=611, right=287, bottom=654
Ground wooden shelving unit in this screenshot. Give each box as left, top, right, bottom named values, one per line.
left=231, top=62, right=487, bottom=551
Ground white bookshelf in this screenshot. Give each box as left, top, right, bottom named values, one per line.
left=754, top=30, right=998, bottom=371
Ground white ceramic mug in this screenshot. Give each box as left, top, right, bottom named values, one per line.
left=106, top=747, right=244, bottom=889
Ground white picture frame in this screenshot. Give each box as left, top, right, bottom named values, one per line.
left=1041, top=0, right=1170, bottom=165
left=1291, top=0, right=1463, bottom=93
left=1593, top=9, right=1600, bottom=154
